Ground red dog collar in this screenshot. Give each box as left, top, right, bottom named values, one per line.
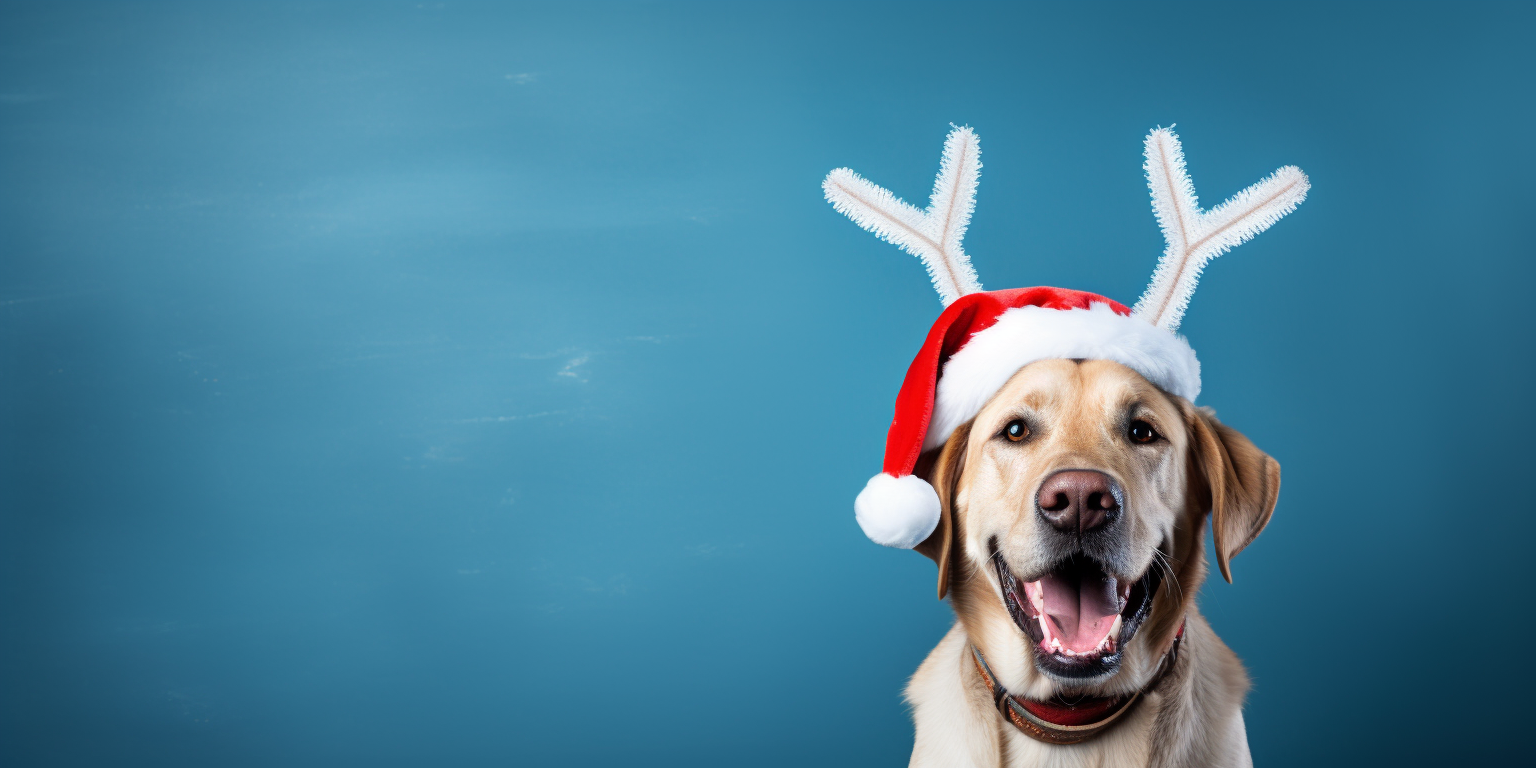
left=970, top=620, right=1185, bottom=745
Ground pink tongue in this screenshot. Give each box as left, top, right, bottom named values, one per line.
left=1040, top=567, right=1121, bottom=653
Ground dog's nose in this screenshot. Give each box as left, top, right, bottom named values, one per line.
left=1036, top=470, right=1121, bottom=533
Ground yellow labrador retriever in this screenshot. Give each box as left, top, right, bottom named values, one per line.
left=822, top=124, right=1305, bottom=767
left=905, top=358, right=1276, bottom=768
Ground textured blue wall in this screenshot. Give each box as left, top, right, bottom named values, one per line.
left=2, top=2, right=1532, bottom=765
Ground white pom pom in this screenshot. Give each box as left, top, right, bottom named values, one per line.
left=854, top=473, right=941, bottom=549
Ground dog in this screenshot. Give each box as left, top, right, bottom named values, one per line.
left=821, top=125, right=1305, bottom=766
left=903, top=358, right=1276, bottom=767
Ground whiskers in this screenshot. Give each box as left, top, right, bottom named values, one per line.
left=977, top=549, right=1005, bottom=587
left=1150, top=549, right=1183, bottom=605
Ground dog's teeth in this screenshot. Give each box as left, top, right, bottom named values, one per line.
left=1110, top=614, right=1123, bottom=638
left=1025, top=581, right=1046, bottom=615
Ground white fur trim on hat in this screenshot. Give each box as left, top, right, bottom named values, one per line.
left=854, top=473, right=941, bottom=549
left=924, top=303, right=1201, bottom=451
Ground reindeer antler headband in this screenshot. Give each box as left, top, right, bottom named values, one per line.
left=825, top=126, right=1308, bottom=328
left=824, top=126, right=1309, bottom=549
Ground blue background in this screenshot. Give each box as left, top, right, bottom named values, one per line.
left=2, top=2, right=1533, bottom=765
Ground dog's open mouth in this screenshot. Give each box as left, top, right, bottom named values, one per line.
left=994, top=552, right=1162, bottom=679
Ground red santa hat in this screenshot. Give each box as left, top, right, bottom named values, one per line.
left=824, top=126, right=1307, bottom=549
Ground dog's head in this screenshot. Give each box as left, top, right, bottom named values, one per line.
left=915, top=358, right=1278, bottom=694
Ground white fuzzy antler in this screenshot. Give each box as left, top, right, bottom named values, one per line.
left=823, top=126, right=983, bottom=305
left=1133, top=127, right=1309, bottom=331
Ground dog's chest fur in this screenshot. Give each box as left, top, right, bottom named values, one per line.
left=905, top=619, right=1252, bottom=768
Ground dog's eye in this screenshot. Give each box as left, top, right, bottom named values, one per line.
left=1004, top=420, right=1029, bottom=442
left=1128, top=420, right=1160, bottom=444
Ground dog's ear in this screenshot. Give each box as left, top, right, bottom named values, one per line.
left=914, top=420, right=972, bottom=599
left=1187, top=406, right=1280, bottom=584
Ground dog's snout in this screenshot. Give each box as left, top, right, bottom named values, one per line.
left=1036, top=470, right=1121, bottom=533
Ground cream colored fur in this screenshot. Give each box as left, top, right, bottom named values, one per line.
left=903, top=359, right=1277, bottom=767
